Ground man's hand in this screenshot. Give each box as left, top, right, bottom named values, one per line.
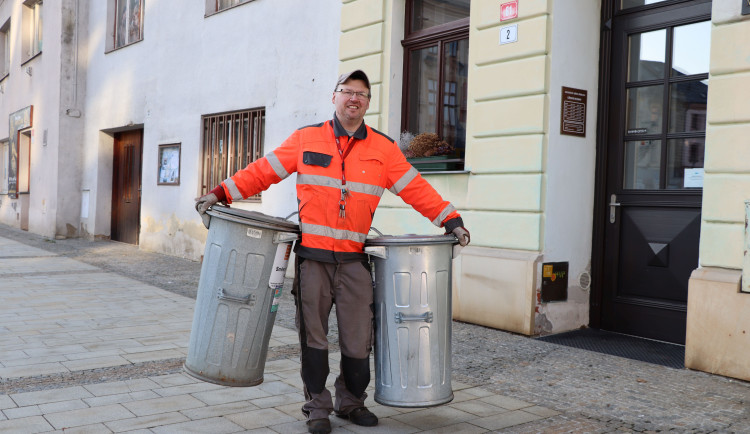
left=194, top=193, right=219, bottom=215
left=452, top=226, right=470, bottom=247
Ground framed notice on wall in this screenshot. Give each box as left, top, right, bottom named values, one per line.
left=560, top=87, right=587, bottom=137
left=158, top=143, right=180, bottom=185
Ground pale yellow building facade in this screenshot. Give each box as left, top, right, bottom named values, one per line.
left=339, top=0, right=750, bottom=382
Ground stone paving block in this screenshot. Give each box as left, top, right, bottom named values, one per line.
left=39, top=399, right=90, bottom=414
left=191, top=385, right=272, bottom=406
left=250, top=392, right=305, bottom=410
left=84, top=391, right=161, bottom=407
left=179, top=400, right=258, bottom=420
left=269, top=400, right=307, bottom=421
left=367, top=404, right=404, bottom=420
left=150, top=373, right=198, bottom=388
left=523, top=405, right=561, bottom=417
left=470, top=409, right=543, bottom=431
left=449, top=399, right=508, bottom=417
left=479, top=394, right=533, bottom=411
left=344, top=417, right=421, bottom=433
left=257, top=380, right=301, bottom=396
left=264, top=358, right=300, bottom=373
left=390, top=406, right=477, bottom=430
left=11, top=385, right=94, bottom=407
left=1, top=354, right=68, bottom=367
left=121, top=394, right=206, bottom=417
left=62, top=355, right=131, bottom=371
left=150, top=416, right=246, bottom=433
left=0, top=394, right=17, bottom=410
left=123, top=349, right=186, bottom=364
left=45, top=404, right=135, bottom=430
left=153, top=381, right=223, bottom=397
left=3, top=404, right=42, bottom=419
left=420, top=422, right=488, bottom=434
left=64, top=349, right=122, bottom=361
left=104, top=411, right=190, bottom=432
left=50, top=422, right=114, bottom=433
left=225, top=407, right=298, bottom=430
left=83, top=378, right=160, bottom=397
left=0, top=415, right=54, bottom=432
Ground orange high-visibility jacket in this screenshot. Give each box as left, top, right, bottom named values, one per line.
left=219, top=115, right=461, bottom=263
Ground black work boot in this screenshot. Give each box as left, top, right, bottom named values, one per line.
left=336, top=407, right=378, bottom=426
left=307, top=418, right=332, bottom=434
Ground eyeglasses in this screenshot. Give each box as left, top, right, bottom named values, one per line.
left=335, top=89, right=370, bottom=100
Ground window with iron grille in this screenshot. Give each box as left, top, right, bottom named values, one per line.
left=402, top=0, right=469, bottom=172
left=201, top=108, right=265, bottom=201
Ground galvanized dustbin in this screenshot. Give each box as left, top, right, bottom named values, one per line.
left=184, top=205, right=299, bottom=386
left=365, top=234, right=459, bottom=407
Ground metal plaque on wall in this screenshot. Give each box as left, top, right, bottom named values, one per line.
left=560, top=87, right=587, bottom=137
left=542, top=262, right=569, bottom=302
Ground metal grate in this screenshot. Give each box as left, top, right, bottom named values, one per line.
left=536, top=328, right=685, bottom=369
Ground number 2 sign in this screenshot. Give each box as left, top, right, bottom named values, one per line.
left=500, top=24, right=518, bottom=45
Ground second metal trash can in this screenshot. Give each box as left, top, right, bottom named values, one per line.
left=184, top=205, right=299, bottom=386
left=365, top=234, right=458, bottom=407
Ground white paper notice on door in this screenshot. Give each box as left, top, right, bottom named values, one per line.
left=684, top=168, right=704, bottom=188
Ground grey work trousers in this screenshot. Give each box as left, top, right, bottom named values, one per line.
left=292, top=256, right=374, bottom=421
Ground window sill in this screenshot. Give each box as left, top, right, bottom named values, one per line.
left=408, top=156, right=464, bottom=172
left=105, top=38, right=144, bottom=54
left=21, top=51, right=41, bottom=67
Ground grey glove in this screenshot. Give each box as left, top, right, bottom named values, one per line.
left=452, top=226, right=470, bottom=247
left=195, top=193, right=218, bottom=215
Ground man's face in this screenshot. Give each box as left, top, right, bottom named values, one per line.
left=332, top=79, right=370, bottom=127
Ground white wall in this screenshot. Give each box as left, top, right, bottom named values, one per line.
left=538, top=0, right=601, bottom=333
left=82, top=0, right=341, bottom=259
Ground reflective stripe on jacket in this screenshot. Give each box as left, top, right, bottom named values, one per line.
left=220, top=115, right=461, bottom=263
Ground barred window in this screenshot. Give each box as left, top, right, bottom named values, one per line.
left=201, top=108, right=265, bottom=201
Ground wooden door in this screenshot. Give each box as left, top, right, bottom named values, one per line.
left=111, top=130, right=143, bottom=245
left=597, top=0, right=710, bottom=344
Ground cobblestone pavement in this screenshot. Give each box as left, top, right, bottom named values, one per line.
left=0, top=223, right=748, bottom=433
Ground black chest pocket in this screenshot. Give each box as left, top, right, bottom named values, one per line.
left=303, top=151, right=333, bottom=168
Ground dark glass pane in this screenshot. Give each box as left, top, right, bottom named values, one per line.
left=671, top=21, right=710, bottom=77
left=667, top=138, right=704, bottom=189
left=626, top=85, right=663, bottom=135
left=411, top=0, right=470, bottom=33
left=116, top=0, right=127, bottom=48
left=128, top=0, right=141, bottom=42
left=669, top=80, right=707, bottom=133
left=627, top=29, right=666, bottom=82
left=441, top=38, right=468, bottom=157
left=624, top=140, right=662, bottom=190
left=620, top=0, right=668, bottom=9
left=406, top=45, right=439, bottom=137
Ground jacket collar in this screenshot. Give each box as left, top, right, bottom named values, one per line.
left=332, top=113, right=368, bottom=140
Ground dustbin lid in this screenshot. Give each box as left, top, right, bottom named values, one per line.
left=207, top=205, right=300, bottom=232
left=365, top=234, right=457, bottom=246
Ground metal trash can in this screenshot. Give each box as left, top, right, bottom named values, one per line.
left=184, top=205, right=299, bottom=386
left=365, top=234, right=458, bottom=407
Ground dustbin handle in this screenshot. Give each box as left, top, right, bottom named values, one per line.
left=364, top=245, right=387, bottom=259
left=273, top=232, right=299, bottom=244
left=395, top=311, right=433, bottom=324
left=369, top=226, right=384, bottom=236
left=217, top=288, right=254, bottom=304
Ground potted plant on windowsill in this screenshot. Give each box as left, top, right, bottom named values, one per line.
left=399, top=132, right=460, bottom=171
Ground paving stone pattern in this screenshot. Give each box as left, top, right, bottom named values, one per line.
left=0, top=223, right=748, bottom=433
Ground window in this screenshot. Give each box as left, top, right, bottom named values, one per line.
left=0, top=139, right=8, bottom=194
left=106, top=0, right=143, bottom=51
left=18, top=130, right=31, bottom=194
left=206, top=0, right=254, bottom=16
left=201, top=108, right=265, bottom=201
left=22, top=0, right=42, bottom=63
left=402, top=0, right=469, bottom=172
left=0, top=19, right=9, bottom=78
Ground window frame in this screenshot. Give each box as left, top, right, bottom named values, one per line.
left=21, top=0, right=42, bottom=64
left=205, top=0, right=255, bottom=17
left=200, top=108, right=265, bottom=201
left=401, top=1, right=469, bottom=172
left=0, top=139, right=8, bottom=194
left=110, top=0, right=143, bottom=51
left=0, top=19, right=10, bottom=80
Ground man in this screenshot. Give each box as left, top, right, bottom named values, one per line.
left=196, top=70, right=470, bottom=434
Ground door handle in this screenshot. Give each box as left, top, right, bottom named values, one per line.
left=609, top=194, right=621, bottom=223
